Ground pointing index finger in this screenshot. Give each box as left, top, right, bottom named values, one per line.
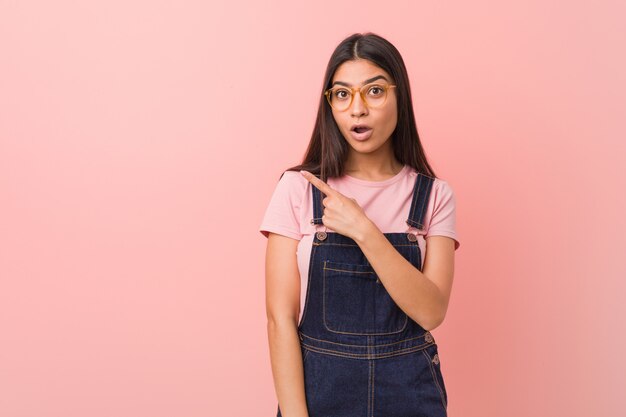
left=300, top=170, right=335, bottom=196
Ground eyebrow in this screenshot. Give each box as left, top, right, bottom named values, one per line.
left=331, top=75, right=389, bottom=88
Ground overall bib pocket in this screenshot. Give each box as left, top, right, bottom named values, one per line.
left=322, top=260, right=408, bottom=335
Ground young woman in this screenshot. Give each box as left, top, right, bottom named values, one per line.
left=259, top=32, right=460, bottom=417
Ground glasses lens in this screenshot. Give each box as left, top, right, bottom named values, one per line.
left=363, top=84, right=388, bottom=108
left=328, top=88, right=352, bottom=111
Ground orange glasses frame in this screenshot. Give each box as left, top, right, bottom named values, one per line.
left=324, top=84, right=397, bottom=111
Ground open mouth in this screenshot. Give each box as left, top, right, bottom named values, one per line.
left=350, top=125, right=374, bottom=141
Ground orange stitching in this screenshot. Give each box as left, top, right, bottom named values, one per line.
left=318, top=243, right=419, bottom=247
left=371, top=359, right=375, bottom=417
left=415, top=177, right=432, bottom=230
left=421, top=348, right=447, bottom=409
left=323, top=267, right=374, bottom=274
left=367, top=361, right=372, bottom=414
left=299, top=331, right=432, bottom=348
left=409, top=173, right=424, bottom=223
left=322, top=259, right=409, bottom=336
left=297, top=244, right=317, bottom=327
left=300, top=342, right=434, bottom=359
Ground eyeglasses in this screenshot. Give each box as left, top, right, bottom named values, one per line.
left=324, top=83, right=397, bottom=112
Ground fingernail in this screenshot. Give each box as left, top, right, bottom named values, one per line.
left=300, top=170, right=307, bottom=176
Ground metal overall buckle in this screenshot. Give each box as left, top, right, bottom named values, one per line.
left=311, top=218, right=328, bottom=241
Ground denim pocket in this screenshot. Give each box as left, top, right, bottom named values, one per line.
left=422, top=344, right=448, bottom=409
left=322, top=260, right=408, bottom=335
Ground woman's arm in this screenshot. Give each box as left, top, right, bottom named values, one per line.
left=265, top=232, right=309, bottom=417
left=354, top=223, right=455, bottom=331
left=297, top=170, right=456, bottom=332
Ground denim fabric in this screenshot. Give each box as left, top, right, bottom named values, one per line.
left=277, top=173, right=448, bottom=417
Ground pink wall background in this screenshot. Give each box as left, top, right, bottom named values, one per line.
left=1, top=1, right=625, bottom=416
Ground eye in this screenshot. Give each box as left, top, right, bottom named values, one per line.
left=367, top=85, right=385, bottom=96
left=333, top=89, right=351, bottom=100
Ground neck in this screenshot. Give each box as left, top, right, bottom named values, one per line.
left=344, top=157, right=404, bottom=181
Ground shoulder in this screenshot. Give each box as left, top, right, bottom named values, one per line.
left=427, top=177, right=457, bottom=214
left=279, top=169, right=306, bottom=182
left=259, top=170, right=311, bottom=240
left=406, top=170, right=458, bottom=216
left=423, top=176, right=460, bottom=249
left=277, top=169, right=310, bottom=194
left=432, top=178, right=456, bottom=200
left=431, top=176, right=454, bottom=192
left=407, top=169, right=456, bottom=198
left=269, top=169, right=311, bottom=207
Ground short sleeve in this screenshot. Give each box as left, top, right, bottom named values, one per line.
left=259, top=171, right=305, bottom=241
left=426, top=180, right=460, bottom=250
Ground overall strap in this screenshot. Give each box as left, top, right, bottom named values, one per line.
left=405, top=173, right=435, bottom=230
left=310, top=176, right=325, bottom=225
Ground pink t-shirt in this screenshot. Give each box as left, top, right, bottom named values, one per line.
left=259, top=164, right=460, bottom=322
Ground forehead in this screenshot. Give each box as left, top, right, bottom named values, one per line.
left=332, top=59, right=391, bottom=84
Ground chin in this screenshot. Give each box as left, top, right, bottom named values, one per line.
left=352, top=142, right=384, bottom=153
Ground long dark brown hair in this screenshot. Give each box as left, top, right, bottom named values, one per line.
left=282, top=32, right=437, bottom=182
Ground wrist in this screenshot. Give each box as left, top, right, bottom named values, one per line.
left=353, top=217, right=378, bottom=245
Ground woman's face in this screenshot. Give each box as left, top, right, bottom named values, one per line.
left=329, top=59, right=398, bottom=155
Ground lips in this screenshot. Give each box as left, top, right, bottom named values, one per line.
left=350, top=124, right=373, bottom=141
left=351, top=123, right=372, bottom=133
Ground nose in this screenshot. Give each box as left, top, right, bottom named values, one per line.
left=350, top=92, right=368, bottom=117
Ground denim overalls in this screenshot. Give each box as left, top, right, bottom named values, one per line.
left=277, top=172, right=448, bottom=417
